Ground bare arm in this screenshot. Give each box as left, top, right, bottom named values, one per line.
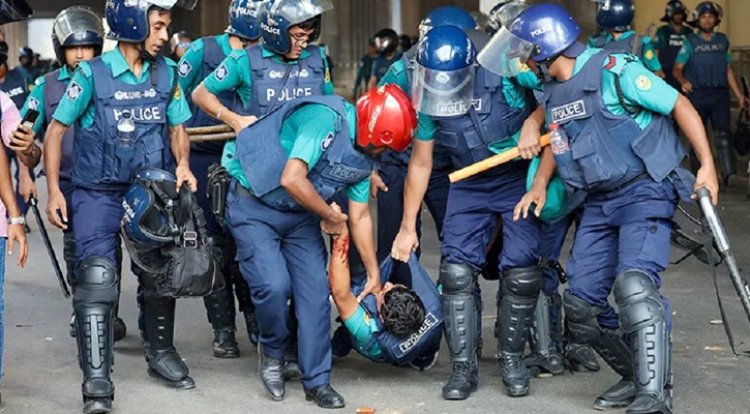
left=513, top=147, right=556, bottom=220
left=348, top=199, right=380, bottom=300
left=672, top=94, right=719, bottom=204
left=43, top=120, right=69, bottom=229
left=281, top=159, right=345, bottom=222
left=0, top=143, right=28, bottom=266
left=673, top=63, right=691, bottom=93
left=191, top=83, right=254, bottom=133
left=170, top=125, right=197, bottom=192
left=328, top=227, right=359, bottom=321
left=727, top=66, right=745, bottom=107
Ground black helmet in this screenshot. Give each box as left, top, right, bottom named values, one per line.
left=660, top=0, right=687, bottom=23
left=374, top=28, right=399, bottom=55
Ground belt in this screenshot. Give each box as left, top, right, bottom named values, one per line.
left=233, top=180, right=254, bottom=199
left=589, top=172, right=651, bottom=195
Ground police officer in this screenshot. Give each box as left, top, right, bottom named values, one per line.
left=177, top=0, right=265, bottom=359
left=490, top=4, right=718, bottom=412
left=43, top=1, right=198, bottom=413
left=673, top=1, right=745, bottom=186
left=19, top=6, right=131, bottom=342
left=391, top=25, right=544, bottom=400
left=654, top=1, right=692, bottom=90
left=366, top=28, right=400, bottom=89
left=169, top=30, right=193, bottom=61
left=222, top=86, right=412, bottom=407
left=16, top=46, right=36, bottom=87
left=589, top=0, right=664, bottom=77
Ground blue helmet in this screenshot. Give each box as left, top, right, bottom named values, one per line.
left=690, top=1, right=722, bottom=27
left=413, top=25, right=476, bottom=117
left=661, top=0, right=687, bottom=23
left=595, top=0, right=634, bottom=32
left=226, top=0, right=267, bottom=41
left=259, top=0, right=333, bottom=55
left=418, top=6, right=477, bottom=39
left=122, top=168, right=181, bottom=248
left=52, top=6, right=104, bottom=65
left=510, top=4, right=580, bottom=63
left=105, top=0, right=197, bottom=43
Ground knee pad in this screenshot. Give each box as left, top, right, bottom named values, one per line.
left=502, top=266, right=542, bottom=298
left=439, top=261, right=476, bottom=295
left=74, top=256, right=118, bottom=307
left=613, top=270, right=665, bottom=334
left=562, top=291, right=604, bottom=345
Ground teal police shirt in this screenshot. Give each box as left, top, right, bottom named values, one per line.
left=344, top=305, right=383, bottom=360
left=177, top=33, right=236, bottom=95
left=587, top=30, right=663, bottom=73
left=21, top=65, right=73, bottom=134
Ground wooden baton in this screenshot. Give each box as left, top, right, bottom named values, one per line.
left=189, top=132, right=237, bottom=143
left=186, top=124, right=233, bottom=135
left=448, top=133, right=551, bottom=183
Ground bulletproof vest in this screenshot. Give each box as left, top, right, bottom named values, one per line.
left=434, top=66, right=533, bottom=169
left=73, top=57, right=175, bottom=190
left=358, top=256, right=443, bottom=365
left=236, top=95, right=373, bottom=212
left=658, top=26, right=688, bottom=70
left=43, top=70, right=76, bottom=180
left=1, top=67, right=29, bottom=109
left=372, top=54, right=396, bottom=83
left=542, top=51, right=686, bottom=192
left=684, top=33, right=729, bottom=90
left=246, top=44, right=325, bottom=116
left=187, top=36, right=250, bottom=154
left=593, top=33, right=644, bottom=58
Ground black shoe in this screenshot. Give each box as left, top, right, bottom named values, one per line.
left=442, top=361, right=478, bottom=400
left=259, top=347, right=285, bottom=401
left=283, top=347, right=302, bottom=380
left=626, top=395, right=672, bottom=414
left=594, top=378, right=636, bottom=410
left=524, top=350, right=565, bottom=376
left=147, top=348, right=195, bottom=390
left=304, top=384, right=346, bottom=409
left=566, top=342, right=601, bottom=372
left=409, top=351, right=439, bottom=371
left=243, top=310, right=259, bottom=346
left=113, top=317, right=127, bottom=342
left=331, top=325, right=352, bottom=358
left=500, top=353, right=530, bottom=397
left=83, top=397, right=112, bottom=414
left=213, top=329, right=240, bottom=358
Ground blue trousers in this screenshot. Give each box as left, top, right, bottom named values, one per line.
left=689, top=88, right=731, bottom=132
left=441, top=164, right=541, bottom=270
left=189, top=151, right=223, bottom=235
left=73, top=188, right=126, bottom=265
left=225, top=181, right=331, bottom=389
left=566, top=178, right=678, bottom=330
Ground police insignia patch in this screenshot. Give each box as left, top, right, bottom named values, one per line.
left=636, top=75, right=652, bottom=91
left=214, top=64, right=228, bottom=81
left=66, top=82, right=83, bottom=100
left=178, top=60, right=192, bottom=77
left=321, top=132, right=334, bottom=151
left=27, top=97, right=39, bottom=110
left=644, top=50, right=654, bottom=60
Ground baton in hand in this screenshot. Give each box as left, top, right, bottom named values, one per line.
left=449, top=133, right=551, bottom=183
left=28, top=196, right=71, bottom=298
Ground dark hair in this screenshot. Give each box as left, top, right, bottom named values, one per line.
left=296, top=15, right=321, bottom=32
left=381, top=286, right=425, bottom=338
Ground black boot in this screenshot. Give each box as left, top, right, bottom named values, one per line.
left=113, top=317, right=127, bottom=342
left=439, top=262, right=479, bottom=401
left=258, top=345, right=285, bottom=401
left=526, top=292, right=565, bottom=376
left=304, top=384, right=345, bottom=409
left=204, top=285, right=240, bottom=358
left=213, top=328, right=240, bottom=359
left=564, top=341, right=600, bottom=372
left=498, top=267, right=542, bottom=396
left=143, top=289, right=194, bottom=390
left=284, top=301, right=302, bottom=380
left=614, top=271, right=673, bottom=414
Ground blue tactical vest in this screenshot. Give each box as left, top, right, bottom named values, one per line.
left=1, top=67, right=29, bottom=109
left=684, top=33, right=729, bottom=90
left=187, top=36, right=250, bottom=154
left=246, top=44, right=325, bottom=116
left=236, top=95, right=373, bottom=212
left=434, top=66, right=533, bottom=169
left=542, top=51, right=686, bottom=193
left=358, top=255, right=443, bottom=365
left=591, top=33, right=645, bottom=57
left=43, top=70, right=76, bottom=180
left=73, top=57, right=175, bottom=190
left=657, top=26, right=688, bottom=72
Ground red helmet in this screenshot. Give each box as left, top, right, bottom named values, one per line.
left=356, top=84, right=416, bottom=153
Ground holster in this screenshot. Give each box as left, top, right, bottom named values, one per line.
left=207, top=163, right=230, bottom=226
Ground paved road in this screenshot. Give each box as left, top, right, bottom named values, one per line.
left=2, top=183, right=750, bottom=414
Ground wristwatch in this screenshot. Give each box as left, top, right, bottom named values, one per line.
left=7, top=216, right=25, bottom=225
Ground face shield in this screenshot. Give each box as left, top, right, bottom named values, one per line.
left=148, top=0, right=198, bottom=11
left=270, top=0, right=333, bottom=26
left=0, top=0, right=32, bottom=25
left=412, top=63, right=475, bottom=117
left=477, top=26, right=536, bottom=77
left=488, top=1, right=528, bottom=32
left=53, top=7, right=104, bottom=46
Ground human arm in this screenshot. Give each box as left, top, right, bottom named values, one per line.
left=280, top=159, right=348, bottom=234
left=43, top=119, right=69, bottom=229
left=0, top=141, right=27, bottom=267
left=348, top=198, right=381, bottom=301
left=673, top=94, right=719, bottom=204
left=327, top=207, right=360, bottom=320
left=514, top=147, right=555, bottom=220
left=517, top=105, right=545, bottom=159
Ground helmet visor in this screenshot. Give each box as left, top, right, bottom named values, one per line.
left=54, top=7, right=103, bottom=46
left=478, top=26, right=536, bottom=77
left=489, top=1, right=528, bottom=31
left=270, top=0, right=333, bottom=26
left=149, top=0, right=198, bottom=11
left=412, top=64, right=475, bottom=117
left=0, top=0, right=32, bottom=25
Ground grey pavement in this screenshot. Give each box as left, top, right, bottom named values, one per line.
left=3, top=181, right=750, bottom=414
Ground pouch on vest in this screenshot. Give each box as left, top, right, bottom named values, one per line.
left=526, top=157, right=568, bottom=222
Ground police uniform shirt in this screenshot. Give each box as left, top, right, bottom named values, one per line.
left=653, top=25, right=693, bottom=55
left=202, top=44, right=334, bottom=108
left=52, top=48, right=191, bottom=128
left=587, top=30, right=663, bottom=73
left=560, top=47, right=679, bottom=129
left=177, top=33, right=236, bottom=95
left=344, top=305, right=384, bottom=360
left=674, top=32, right=733, bottom=68
left=20, top=65, right=73, bottom=134
left=222, top=102, right=371, bottom=203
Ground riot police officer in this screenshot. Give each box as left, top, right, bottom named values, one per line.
left=489, top=4, right=718, bottom=412
left=589, top=0, right=664, bottom=77
left=43, top=1, right=198, bottom=413
left=222, top=86, right=413, bottom=407
left=673, top=1, right=745, bottom=186
left=654, top=1, right=693, bottom=90
left=366, top=28, right=400, bottom=89
left=177, top=0, right=266, bottom=359
left=391, top=25, right=544, bottom=400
